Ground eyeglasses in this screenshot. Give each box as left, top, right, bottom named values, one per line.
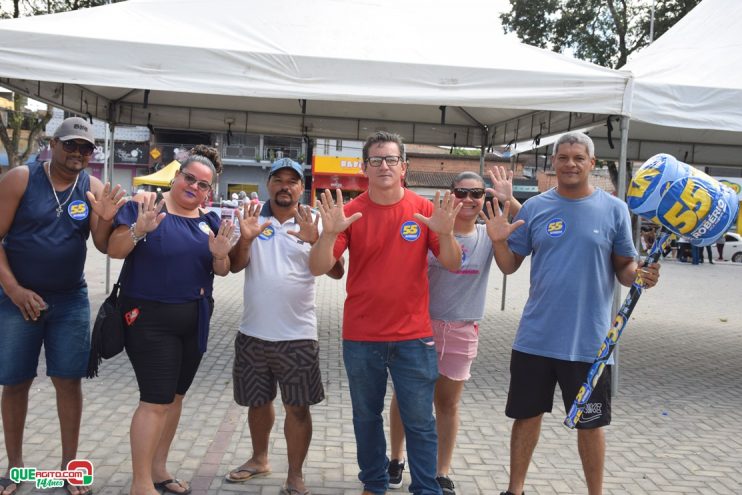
left=366, top=155, right=402, bottom=167
left=452, top=188, right=485, bottom=199
left=180, top=170, right=212, bottom=192
left=60, top=140, right=95, bottom=157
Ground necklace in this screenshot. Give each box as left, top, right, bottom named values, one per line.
left=45, top=162, right=80, bottom=218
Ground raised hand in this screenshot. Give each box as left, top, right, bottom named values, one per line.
left=86, top=182, right=126, bottom=221
left=315, top=189, right=362, bottom=235
left=135, top=193, right=166, bottom=234
left=288, top=205, right=320, bottom=244
left=209, top=220, right=236, bottom=259
left=413, top=190, right=461, bottom=235
left=479, top=198, right=525, bottom=242
left=237, top=202, right=271, bottom=242
left=487, top=166, right=514, bottom=203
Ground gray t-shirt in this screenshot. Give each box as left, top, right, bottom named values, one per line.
left=428, top=224, right=494, bottom=321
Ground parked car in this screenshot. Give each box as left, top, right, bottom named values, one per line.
left=722, top=232, right=742, bottom=262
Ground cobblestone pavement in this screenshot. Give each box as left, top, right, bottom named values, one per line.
left=2, top=246, right=741, bottom=494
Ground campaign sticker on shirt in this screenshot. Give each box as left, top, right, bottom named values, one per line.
left=67, top=200, right=89, bottom=220
left=198, top=221, right=212, bottom=235
left=258, top=225, right=275, bottom=240
left=400, top=221, right=421, bottom=242
left=546, top=218, right=566, bottom=238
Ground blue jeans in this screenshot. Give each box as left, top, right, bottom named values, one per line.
left=343, top=338, right=441, bottom=495
left=0, top=287, right=90, bottom=385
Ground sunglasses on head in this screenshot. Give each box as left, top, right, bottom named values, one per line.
left=452, top=188, right=485, bottom=199
left=180, top=170, right=212, bottom=192
left=60, top=140, right=95, bottom=157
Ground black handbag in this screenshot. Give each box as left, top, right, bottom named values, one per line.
left=86, top=259, right=129, bottom=378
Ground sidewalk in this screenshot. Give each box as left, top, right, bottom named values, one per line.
left=3, top=247, right=741, bottom=494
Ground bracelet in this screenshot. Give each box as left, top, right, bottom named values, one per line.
left=213, top=256, right=228, bottom=262
left=129, top=222, right=147, bottom=245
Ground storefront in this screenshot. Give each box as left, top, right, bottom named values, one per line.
left=311, top=156, right=368, bottom=204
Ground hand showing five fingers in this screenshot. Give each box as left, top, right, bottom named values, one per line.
left=413, top=190, right=461, bottom=235
left=315, top=189, right=362, bottom=235
left=288, top=205, right=320, bottom=244
left=135, top=193, right=166, bottom=234
left=86, top=182, right=126, bottom=222
left=479, top=198, right=525, bottom=243
left=209, top=220, right=236, bottom=259
left=487, top=166, right=514, bottom=204
left=237, top=202, right=271, bottom=242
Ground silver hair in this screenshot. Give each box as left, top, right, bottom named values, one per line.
left=552, top=132, right=595, bottom=158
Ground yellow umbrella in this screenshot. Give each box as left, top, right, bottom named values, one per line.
left=132, top=160, right=181, bottom=187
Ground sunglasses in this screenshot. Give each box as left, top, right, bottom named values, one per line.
left=180, top=170, right=212, bottom=192
left=60, top=140, right=95, bottom=157
left=452, top=188, right=485, bottom=199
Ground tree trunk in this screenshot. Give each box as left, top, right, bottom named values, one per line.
left=0, top=93, right=52, bottom=174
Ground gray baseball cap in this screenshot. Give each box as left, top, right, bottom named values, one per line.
left=53, top=117, right=95, bottom=145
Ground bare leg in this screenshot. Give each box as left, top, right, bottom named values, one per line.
left=51, top=377, right=90, bottom=495
left=433, top=376, right=465, bottom=476
left=229, top=402, right=274, bottom=478
left=506, top=415, right=543, bottom=495
left=130, top=401, right=169, bottom=495
left=151, top=394, right=188, bottom=493
left=389, top=393, right=405, bottom=461
left=1, top=379, right=32, bottom=495
left=283, top=404, right=311, bottom=492
left=578, top=428, right=605, bottom=495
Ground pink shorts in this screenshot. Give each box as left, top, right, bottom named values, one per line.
left=431, top=320, right=479, bottom=381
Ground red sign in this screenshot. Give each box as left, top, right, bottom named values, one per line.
left=313, top=174, right=368, bottom=191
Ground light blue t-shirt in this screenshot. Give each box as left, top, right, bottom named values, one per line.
left=428, top=224, right=494, bottom=321
left=508, top=188, right=637, bottom=363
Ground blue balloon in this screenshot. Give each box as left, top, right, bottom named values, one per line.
left=656, top=176, right=738, bottom=246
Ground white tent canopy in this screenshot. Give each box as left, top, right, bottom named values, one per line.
left=589, top=0, right=742, bottom=169
left=0, top=0, right=631, bottom=147
left=625, top=0, right=742, bottom=132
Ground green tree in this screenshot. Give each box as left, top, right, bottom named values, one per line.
left=0, top=0, right=125, bottom=171
left=500, top=0, right=701, bottom=68
left=1, top=0, right=123, bottom=18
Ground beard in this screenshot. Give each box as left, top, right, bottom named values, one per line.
left=273, top=192, right=294, bottom=207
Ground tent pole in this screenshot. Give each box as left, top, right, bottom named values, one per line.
left=105, top=121, right=116, bottom=295
left=612, top=116, right=631, bottom=396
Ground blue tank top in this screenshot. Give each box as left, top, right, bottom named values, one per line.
left=3, top=162, right=91, bottom=295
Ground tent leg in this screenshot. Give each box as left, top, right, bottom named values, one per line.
left=105, top=121, right=116, bottom=295
left=612, top=116, right=631, bottom=396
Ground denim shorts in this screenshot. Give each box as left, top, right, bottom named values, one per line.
left=0, top=287, right=90, bottom=385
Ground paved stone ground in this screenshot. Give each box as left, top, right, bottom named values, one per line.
left=2, top=246, right=741, bottom=494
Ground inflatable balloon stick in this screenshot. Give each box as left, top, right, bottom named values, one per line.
left=565, top=153, right=738, bottom=429
left=564, top=229, right=671, bottom=429
left=627, top=153, right=738, bottom=246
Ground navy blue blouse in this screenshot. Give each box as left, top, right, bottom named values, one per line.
left=113, top=200, right=220, bottom=351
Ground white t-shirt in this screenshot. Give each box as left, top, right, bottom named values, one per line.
left=238, top=201, right=319, bottom=341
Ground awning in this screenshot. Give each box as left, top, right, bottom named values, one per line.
left=132, top=160, right=180, bottom=187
